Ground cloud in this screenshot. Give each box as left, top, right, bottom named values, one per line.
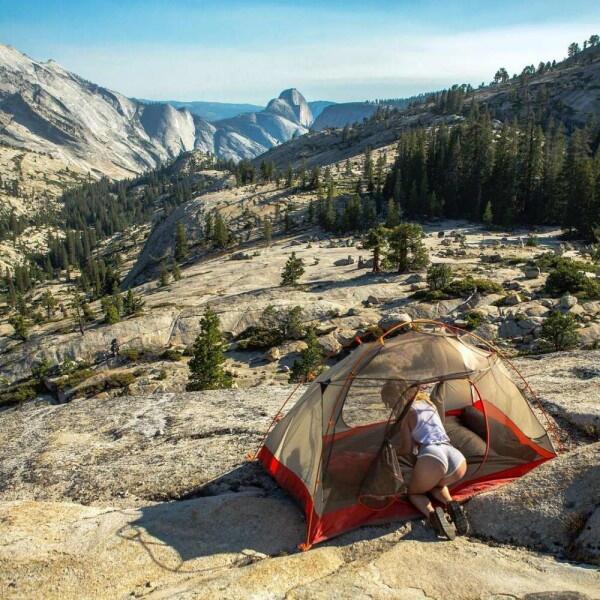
left=40, top=22, right=595, bottom=102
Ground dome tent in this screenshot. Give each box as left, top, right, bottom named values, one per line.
left=257, top=320, right=557, bottom=550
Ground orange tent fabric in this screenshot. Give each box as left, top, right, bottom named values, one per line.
left=258, top=321, right=556, bottom=549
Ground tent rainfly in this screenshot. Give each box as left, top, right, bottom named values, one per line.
left=258, top=320, right=557, bottom=549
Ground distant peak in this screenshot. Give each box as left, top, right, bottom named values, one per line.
left=266, top=88, right=313, bottom=127
left=279, top=88, right=306, bottom=105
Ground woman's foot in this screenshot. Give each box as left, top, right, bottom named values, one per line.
left=447, top=501, right=470, bottom=536
left=428, top=506, right=456, bottom=540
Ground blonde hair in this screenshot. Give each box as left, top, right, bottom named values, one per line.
left=380, top=381, right=418, bottom=411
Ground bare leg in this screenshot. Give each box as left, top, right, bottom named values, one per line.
left=430, top=485, right=453, bottom=505
left=408, top=456, right=446, bottom=518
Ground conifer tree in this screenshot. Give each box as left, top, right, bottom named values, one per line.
left=159, top=263, right=170, bottom=287
left=387, top=223, right=429, bottom=273
left=289, top=328, right=324, bottom=383
left=385, top=198, right=401, bottom=227
left=123, top=289, right=145, bottom=316
left=174, top=222, right=188, bottom=262
left=40, top=290, right=57, bottom=319
left=263, top=217, right=273, bottom=246
left=281, top=252, right=305, bottom=286
left=187, top=307, right=232, bottom=391
left=213, top=212, right=230, bottom=248
left=363, top=225, right=389, bottom=272
left=8, top=314, right=29, bottom=340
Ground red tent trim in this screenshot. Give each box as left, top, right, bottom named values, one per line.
left=258, top=446, right=553, bottom=547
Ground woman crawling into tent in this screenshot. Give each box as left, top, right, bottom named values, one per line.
left=258, top=321, right=557, bottom=549
left=381, top=382, right=469, bottom=540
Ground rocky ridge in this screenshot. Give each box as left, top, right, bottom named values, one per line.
left=0, top=44, right=315, bottom=178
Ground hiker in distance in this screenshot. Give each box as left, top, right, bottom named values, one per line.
left=381, top=382, right=470, bottom=539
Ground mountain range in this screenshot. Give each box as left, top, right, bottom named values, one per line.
left=0, top=44, right=352, bottom=178
left=138, top=99, right=335, bottom=122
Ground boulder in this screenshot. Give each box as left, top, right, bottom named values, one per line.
left=335, top=328, right=360, bottom=346
left=498, top=318, right=525, bottom=339
left=263, top=347, right=281, bottom=363
left=468, top=442, right=600, bottom=562
left=504, top=294, right=523, bottom=306
left=378, top=312, right=412, bottom=331
left=230, top=251, right=252, bottom=260
left=473, top=323, right=499, bottom=341
left=560, top=294, right=578, bottom=310
left=525, top=304, right=550, bottom=318
left=578, top=323, right=600, bottom=347
left=405, top=273, right=425, bottom=284
left=317, top=333, right=343, bottom=355
left=523, top=266, right=541, bottom=279
left=333, top=255, right=355, bottom=267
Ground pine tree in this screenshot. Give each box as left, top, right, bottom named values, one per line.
left=187, top=307, right=232, bottom=391
left=123, top=289, right=145, bottom=316
left=385, top=198, right=401, bottom=227
left=281, top=252, right=305, bottom=286
left=174, top=222, right=188, bottom=262
left=213, top=212, right=230, bottom=248
left=289, top=329, right=324, bottom=383
left=40, top=290, right=57, bottom=319
left=387, top=223, right=429, bottom=273
left=172, top=263, right=182, bottom=281
left=8, top=314, right=29, bottom=340
left=285, top=164, right=294, bottom=187
left=263, top=217, right=273, bottom=246
left=159, top=263, right=170, bottom=287
left=363, top=225, right=389, bottom=272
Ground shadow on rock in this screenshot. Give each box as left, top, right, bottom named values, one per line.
left=116, top=462, right=305, bottom=571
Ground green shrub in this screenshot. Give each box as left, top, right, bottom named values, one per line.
left=427, top=264, right=453, bottom=291
left=545, top=261, right=588, bottom=296
left=540, top=312, right=579, bottom=351
left=161, top=349, right=183, bottom=361
left=289, top=329, right=325, bottom=383
left=447, top=277, right=503, bottom=296
left=464, top=311, right=485, bottom=331
left=8, top=314, right=29, bottom=340
left=0, top=382, right=38, bottom=406
left=535, top=253, right=598, bottom=274
left=525, top=233, right=539, bottom=247
left=237, top=305, right=305, bottom=350
left=55, top=368, right=95, bottom=391
left=104, top=372, right=136, bottom=390
left=413, top=276, right=502, bottom=301
left=121, top=347, right=142, bottom=362
left=157, top=369, right=168, bottom=380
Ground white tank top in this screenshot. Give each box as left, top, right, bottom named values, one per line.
left=411, top=400, right=450, bottom=446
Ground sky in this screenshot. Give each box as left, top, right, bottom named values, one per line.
left=1, top=0, right=599, bottom=104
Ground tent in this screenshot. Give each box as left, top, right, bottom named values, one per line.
left=257, top=320, right=557, bottom=549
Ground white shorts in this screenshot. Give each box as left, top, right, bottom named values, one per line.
left=418, top=442, right=466, bottom=477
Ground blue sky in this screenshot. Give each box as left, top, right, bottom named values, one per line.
left=1, top=0, right=599, bottom=103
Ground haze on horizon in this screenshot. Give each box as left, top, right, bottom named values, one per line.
left=1, top=0, right=599, bottom=104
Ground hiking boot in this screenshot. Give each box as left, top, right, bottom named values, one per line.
left=447, top=501, right=470, bottom=536
left=429, top=506, right=456, bottom=540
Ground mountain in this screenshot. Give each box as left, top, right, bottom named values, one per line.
left=312, top=102, right=378, bottom=130
left=308, top=100, right=336, bottom=119
left=0, top=44, right=315, bottom=177
left=193, top=88, right=313, bottom=161
left=138, top=99, right=264, bottom=122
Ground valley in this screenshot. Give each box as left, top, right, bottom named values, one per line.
left=0, top=28, right=600, bottom=600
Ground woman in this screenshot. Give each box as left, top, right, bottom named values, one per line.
left=381, top=382, right=469, bottom=539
